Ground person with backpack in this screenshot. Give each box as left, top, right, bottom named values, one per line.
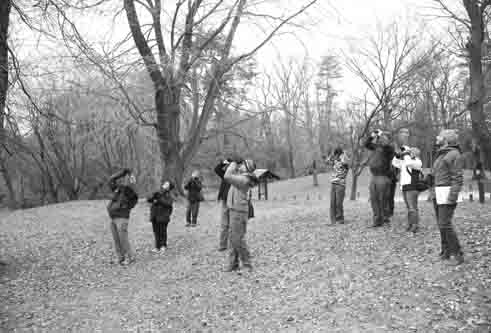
left=430, top=129, right=465, bottom=265
left=184, top=170, right=204, bottom=227
left=147, top=180, right=175, bottom=253
left=223, top=158, right=258, bottom=272
left=330, top=147, right=349, bottom=224
left=392, top=147, right=424, bottom=233
left=107, top=168, right=139, bottom=265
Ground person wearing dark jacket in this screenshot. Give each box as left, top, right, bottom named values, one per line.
left=430, top=129, right=464, bottom=265
left=215, top=160, right=232, bottom=251
left=330, top=148, right=349, bottom=224
left=107, top=168, right=139, bottom=265
left=364, top=130, right=395, bottom=227
left=147, top=181, right=175, bottom=253
left=184, top=170, right=203, bottom=227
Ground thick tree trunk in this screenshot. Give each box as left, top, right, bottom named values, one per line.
left=0, top=0, right=16, bottom=208
left=155, top=86, right=185, bottom=192
left=465, top=0, right=491, bottom=170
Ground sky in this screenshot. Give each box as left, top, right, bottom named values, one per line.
left=13, top=0, right=457, bottom=104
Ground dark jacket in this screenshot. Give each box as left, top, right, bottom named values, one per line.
left=107, top=176, right=138, bottom=219
left=147, top=190, right=173, bottom=223
left=215, top=161, right=231, bottom=201
left=364, top=136, right=395, bottom=177
left=432, top=145, right=464, bottom=204
left=184, top=177, right=203, bottom=203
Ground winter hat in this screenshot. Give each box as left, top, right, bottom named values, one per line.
left=439, top=129, right=459, bottom=145
left=191, top=170, right=200, bottom=178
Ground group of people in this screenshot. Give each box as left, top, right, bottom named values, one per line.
left=363, top=127, right=465, bottom=265
left=327, top=127, right=465, bottom=265
left=105, top=157, right=259, bottom=271
left=104, top=127, right=465, bottom=269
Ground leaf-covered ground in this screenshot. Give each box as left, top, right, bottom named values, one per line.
left=1, top=189, right=491, bottom=331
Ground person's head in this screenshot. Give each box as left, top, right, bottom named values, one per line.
left=377, top=131, right=390, bottom=145
left=436, top=129, right=459, bottom=147
left=398, top=127, right=410, bottom=146
left=333, top=147, right=344, bottom=158
left=120, top=171, right=136, bottom=186
left=161, top=180, right=173, bottom=191
left=410, top=147, right=421, bottom=159
left=238, top=159, right=256, bottom=174
left=191, top=170, right=200, bottom=179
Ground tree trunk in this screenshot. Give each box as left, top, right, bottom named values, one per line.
left=155, top=86, right=185, bottom=192
left=350, top=170, right=359, bottom=201
left=0, top=0, right=15, bottom=208
left=465, top=0, right=491, bottom=170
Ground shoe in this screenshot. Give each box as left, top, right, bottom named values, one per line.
left=218, top=247, right=227, bottom=252
left=411, top=226, right=419, bottom=233
left=439, top=251, right=450, bottom=260
left=121, top=258, right=131, bottom=266
left=160, top=247, right=167, bottom=253
left=370, top=224, right=383, bottom=228
left=447, top=254, right=464, bottom=265
left=191, top=224, right=198, bottom=227
left=185, top=223, right=191, bottom=227
left=406, top=225, right=412, bottom=232
left=242, top=264, right=253, bottom=272
left=151, top=248, right=160, bottom=253
left=223, top=265, right=239, bottom=272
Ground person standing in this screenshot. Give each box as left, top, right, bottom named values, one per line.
left=107, top=168, right=139, bottom=265
left=330, top=147, right=349, bottom=224
left=184, top=170, right=203, bottom=227
left=215, top=159, right=232, bottom=251
left=147, top=180, right=175, bottom=253
left=392, top=147, right=423, bottom=233
left=388, top=127, right=411, bottom=217
left=430, top=129, right=464, bottom=265
left=223, top=158, right=258, bottom=272
left=364, top=130, right=395, bottom=227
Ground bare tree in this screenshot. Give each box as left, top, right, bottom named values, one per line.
left=120, top=0, right=319, bottom=189
left=434, top=0, right=491, bottom=169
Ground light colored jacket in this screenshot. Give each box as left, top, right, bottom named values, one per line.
left=224, top=162, right=252, bottom=213
left=392, top=154, right=422, bottom=189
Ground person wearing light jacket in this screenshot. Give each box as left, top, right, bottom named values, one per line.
left=392, top=147, right=423, bottom=233
left=430, top=129, right=464, bottom=265
left=223, top=159, right=258, bottom=272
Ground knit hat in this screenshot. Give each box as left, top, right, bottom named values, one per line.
left=191, top=170, right=200, bottom=178
left=439, top=129, right=459, bottom=145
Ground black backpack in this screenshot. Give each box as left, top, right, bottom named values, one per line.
left=406, top=167, right=430, bottom=192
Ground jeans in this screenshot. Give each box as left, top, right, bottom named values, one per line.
left=219, top=201, right=230, bottom=249
left=330, top=183, right=346, bottom=223
left=110, top=218, right=134, bottom=261
left=388, top=179, right=397, bottom=216
left=186, top=201, right=200, bottom=225
left=227, top=209, right=251, bottom=269
left=403, top=190, right=419, bottom=230
left=369, top=175, right=392, bottom=226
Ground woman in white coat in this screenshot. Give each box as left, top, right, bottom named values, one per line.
left=392, top=147, right=423, bottom=233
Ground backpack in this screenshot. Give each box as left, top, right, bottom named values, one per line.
left=406, top=167, right=430, bottom=192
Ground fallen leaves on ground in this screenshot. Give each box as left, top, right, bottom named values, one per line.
left=0, top=198, right=490, bottom=332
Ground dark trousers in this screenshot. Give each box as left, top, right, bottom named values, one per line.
left=403, top=190, right=419, bottom=231
left=152, top=220, right=169, bottom=249
left=186, top=201, right=200, bottom=225
left=432, top=200, right=462, bottom=257
left=330, top=183, right=346, bottom=223
left=388, top=180, right=397, bottom=216
left=369, top=175, right=392, bottom=226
